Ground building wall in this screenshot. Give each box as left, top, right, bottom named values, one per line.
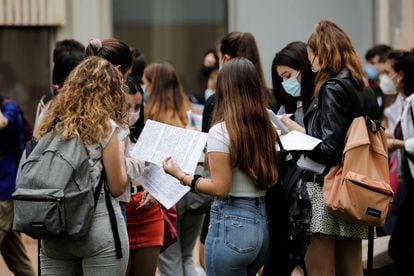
left=228, top=0, right=375, bottom=87
left=57, top=0, right=112, bottom=45
left=112, top=0, right=228, bottom=100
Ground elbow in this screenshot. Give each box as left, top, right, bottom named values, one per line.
left=210, top=182, right=231, bottom=197
left=215, top=189, right=230, bottom=197
left=108, top=176, right=128, bottom=198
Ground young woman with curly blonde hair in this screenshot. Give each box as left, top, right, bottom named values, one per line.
left=36, top=56, right=130, bottom=275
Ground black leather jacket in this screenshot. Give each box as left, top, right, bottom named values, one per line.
left=303, top=69, right=379, bottom=167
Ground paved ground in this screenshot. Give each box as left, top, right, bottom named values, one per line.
left=0, top=235, right=206, bottom=276
left=0, top=234, right=396, bottom=276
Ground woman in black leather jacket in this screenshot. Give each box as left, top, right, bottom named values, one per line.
left=303, top=20, right=379, bottom=276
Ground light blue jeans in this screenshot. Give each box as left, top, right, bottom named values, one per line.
left=205, top=196, right=269, bottom=276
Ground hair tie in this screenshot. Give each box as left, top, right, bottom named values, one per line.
left=89, top=38, right=102, bottom=52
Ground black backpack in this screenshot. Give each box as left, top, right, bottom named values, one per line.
left=265, top=137, right=311, bottom=274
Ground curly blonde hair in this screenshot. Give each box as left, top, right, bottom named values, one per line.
left=36, top=56, right=128, bottom=144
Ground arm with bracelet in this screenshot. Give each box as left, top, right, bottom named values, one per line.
left=162, top=152, right=232, bottom=197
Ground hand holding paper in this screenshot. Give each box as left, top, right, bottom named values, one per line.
left=130, top=120, right=208, bottom=174
left=162, top=156, right=185, bottom=181
left=137, top=164, right=190, bottom=209
left=129, top=120, right=208, bottom=209
left=280, top=115, right=305, bottom=133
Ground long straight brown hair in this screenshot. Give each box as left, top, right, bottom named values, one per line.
left=144, top=62, right=190, bottom=128
left=212, top=58, right=278, bottom=189
left=307, top=20, right=365, bottom=95
left=219, top=32, right=269, bottom=106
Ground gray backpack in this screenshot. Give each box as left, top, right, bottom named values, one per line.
left=12, top=131, right=101, bottom=239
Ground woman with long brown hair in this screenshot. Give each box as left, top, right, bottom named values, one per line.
left=303, top=20, right=379, bottom=275
left=163, top=58, right=277, bottom=275
left=144, top=61, right=205, bottom=276
left=144, top=61, right=191, bottom=128
left=36, top=56, right=129, bottom=275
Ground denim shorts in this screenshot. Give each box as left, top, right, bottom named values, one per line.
left=205, top=196, right=269, bottom=276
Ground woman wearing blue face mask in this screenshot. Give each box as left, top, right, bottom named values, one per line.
left=271, top=41, right=316, bottom=132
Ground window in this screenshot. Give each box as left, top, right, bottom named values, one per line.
left=113, top=0, right=227, bottom=102
left=0, top=27, right=52, bottom=123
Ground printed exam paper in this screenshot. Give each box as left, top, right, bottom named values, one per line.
left=131, top=120, right=208, bottom=173
left=137, top=164, right=190, bottom=209
left=130, top=120, right=208, bottom=208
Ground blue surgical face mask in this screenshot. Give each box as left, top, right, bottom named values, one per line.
left=281, top=74, right=301, bottom=97
left=204, top=88, right=214, bottom=100
left=365, top=64, right=379, bottom=80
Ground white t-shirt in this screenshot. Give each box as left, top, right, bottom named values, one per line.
left=207, top=122, right=266, bottom=197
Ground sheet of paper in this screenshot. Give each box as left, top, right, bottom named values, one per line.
left=276, top=113, right=293, bottom=119
left=131, top=120, right=208, bottom=174
left=267, top=109, right=289, bottom=133
left=137, top=164, right=189, bottom=209
left=280, top=130, right=322, bottom=151
left=190, top=112, right=203, bottom=132
left=297, top=154, right=325, bottom=174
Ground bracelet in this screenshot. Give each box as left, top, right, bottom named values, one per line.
left=191, top=174, right=202, bottom=193
left=179, top=173, right=189, bottom=185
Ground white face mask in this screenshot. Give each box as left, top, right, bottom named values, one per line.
left=379, top=74, right=397, bottom=95
left=141, top=84, right=150, bottom=106
left=128, top=111, right=140, bottom=126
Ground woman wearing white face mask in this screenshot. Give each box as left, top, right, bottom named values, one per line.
left=123, top=77, right=165, bottom=276
left=271, top=41, right=316, bottom=135
left=383, top=49, right=414, bottom=275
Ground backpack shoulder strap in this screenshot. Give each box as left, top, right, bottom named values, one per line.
left=101, top=169, right=123, bottom=259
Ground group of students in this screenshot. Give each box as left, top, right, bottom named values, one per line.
left=164, top=20, right=414, bottom=276
left=1, top=18, right=414, bottom=276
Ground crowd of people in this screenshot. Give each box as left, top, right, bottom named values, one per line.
left=1, top=19, right=414, bottom=276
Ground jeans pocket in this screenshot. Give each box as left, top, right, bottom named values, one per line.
left=224, top=215, right=259, bottom=253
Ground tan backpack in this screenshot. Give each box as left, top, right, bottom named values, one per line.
left=323, top=116, right=393, bottom=226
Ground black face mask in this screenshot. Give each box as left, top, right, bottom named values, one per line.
left=200, top=66, right=214, bottom=78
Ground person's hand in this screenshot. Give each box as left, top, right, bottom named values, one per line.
left=280, top=115, right=305, bottom=133
left=137, top=190, right=155, bottom=210
left=291, top=266, right=305, bottom=276
left=162, top=156, right=184, bottom=180
left=0, top=110, right=8, bottom=129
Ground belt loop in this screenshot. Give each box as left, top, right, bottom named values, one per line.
left=226, top=196, right=232, bottom=205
